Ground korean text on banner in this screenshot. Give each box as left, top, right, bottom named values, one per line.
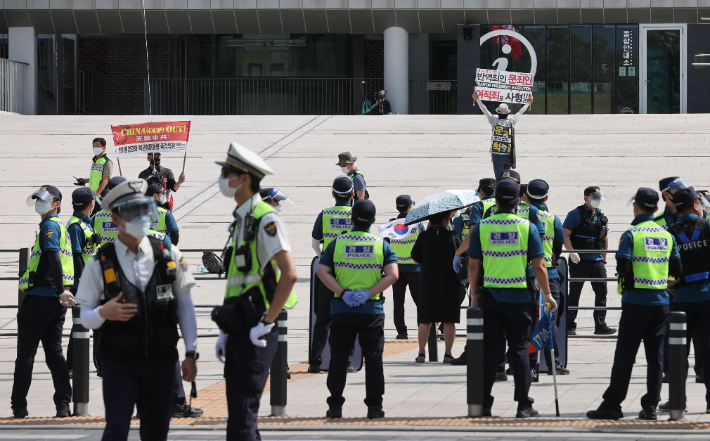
left=111, top=121, right=191, bottom=157
left=378, top=219, right=421, bottom=240
left=475, top=68, right=534, bottom=105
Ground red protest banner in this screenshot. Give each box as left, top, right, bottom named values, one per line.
left=111, top=121, right=191, bottom=157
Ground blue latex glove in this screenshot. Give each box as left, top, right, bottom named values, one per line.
left=341, top=290, right=358, bottom=307
left=354, top=290, right=370, bottom=306
left=453, top=254, right=462, bottom=273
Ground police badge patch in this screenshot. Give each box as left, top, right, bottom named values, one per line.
left=45, top=230, right=54, bottom=239
left=264, top=221, right=277, bottom=237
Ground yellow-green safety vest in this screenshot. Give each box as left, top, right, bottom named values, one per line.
left=19, top=217, right=75, bottom=291
left=626, top=221, right=673, bottom=290
left=460, top=212, right=470, bottom=239
left=538, top=210, right=556, bottom=267
left=389, top=226, right=419, bottom=265
left=93, top=210, right=119, bottom=247
left=68, top=215, right=98, bottom=263
left=332, top=230, right=384, bottom=299
left=487, top=201, right=531, bottom=220
left=89, top=154, right=110, bottom=193
left=322, top=205, right=352, bottom=251
left=479, top=213, right=530, bottom=289
left=151, top=207, right=169, bottom=234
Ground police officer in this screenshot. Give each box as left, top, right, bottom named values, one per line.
left=146, top=183, right=180, bottom=245
left=13, top=185, right=75, bottom=418
left=212, top=142, right=298, bottom=440
left=655, top=177, right=680, bottom=229
left=467, top=179, right=557, bottom=418
left=260, top=187, right=294, bottom=213
left=563, top=186, right=616, bottom=336
left=472, top=91, right=533, bottom=179
left=75, top=179, right=198, bottom=439
left=316, top=199, right=399, bottom=419
left=309, top=176, right=355, bottom=373
left=389, top=195, right=424, bottom=340
left=66, top=187, right=100, bottom=375
left=656, top=187, right=710, bottom=413
left=94, top=176, right=127, bottom=247
left=587, top=188, right=681, bottom=420
left=526, top=180, right=570, bottom=375
left=336, top=152, right=367, bottom=200
left=75, top=138, right=113, bottom=200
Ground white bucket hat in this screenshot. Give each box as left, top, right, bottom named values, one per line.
left=495, top=103, right=511, bottom=114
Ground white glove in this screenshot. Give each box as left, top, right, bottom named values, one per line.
left=533, top=277, right=541, bottom=291
left=215, top=331, right=228, bottom=363
left=569, top=252, right=580, bottom=264
left=543, top=294, right=558, bottom=313
left=249, top=321, right=275, bottom=348
left=58, top=290, right=76, bottom=308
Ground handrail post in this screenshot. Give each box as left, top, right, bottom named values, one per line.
left=270, top=309, right=288, bottom=416
left=668, top=311, right=687, bottom=421
left=428, top=324, right=438, bottom=362
left=71, top=306, right=90, bottom=416
left=467, top=307, right=484, bottom=417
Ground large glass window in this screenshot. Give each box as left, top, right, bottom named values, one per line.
left=547, top=25, right=569, bottom=114
left=645, top=28, right=679, bottom=114
left=522, top=25, right=546, bottom=115
left=616, top=26, right=640, bottom=114
left=593, top=25, right=615, bottom=114
left=570, top=25, right=592, bottom=114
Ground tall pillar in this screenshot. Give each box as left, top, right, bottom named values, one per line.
left=384, top=27, right=408, bottom=115
left=8, top=27, right=38, bottom=115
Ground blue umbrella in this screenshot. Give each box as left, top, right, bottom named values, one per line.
left=404, top=189, right=479, bottom=226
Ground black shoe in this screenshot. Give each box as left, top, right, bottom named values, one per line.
left=548, top=364, right=570, bottom=375
left=495, top=370, right=508, bottom=382
left=658, top=401, right=687, bottom=412
left=662, top=375, right=669, bottom=383
left=516, top=406, right=539, bottom=418
left=326, top=406, right=342, bottom=418
left=172, top=402, right=203, bottom=418
left=483, top=406, right=492, bottom=417
left=505, top=365, right=513, bottom=375
left=638, top=407, right=657, bottom=420
left=531, top=367, right=539, bottom=383
left=307, top=363, right=321, bottom=374
left=586, top=403, right=623, bottom=420
left=697, top=373, right=705, bottom=383
left=12, top=407, right=28, bottom=419
left=567, top=328, right=577, bottom=336
left=56, top=403, right=71, bottom=418
left=287, top=367, right=292, bottom=380
left=367, top=407, right=385, bottom=419
left=449, top=355, right=467, bottom=366
left=595, top=325, right=617, bottom=335
left=395, top=333, right=408, bottom=340
left=347, top=363, right=357, bottom=373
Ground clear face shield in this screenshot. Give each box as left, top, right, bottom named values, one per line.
left=663, top=178, right=691, bottom=196
left=267, top=187, right=294, bottom=207
left=26, top=188, right=54, bottom=207
left=697, top=190, right=710, bottom=214
left=113, top=196, right=159, bottom=223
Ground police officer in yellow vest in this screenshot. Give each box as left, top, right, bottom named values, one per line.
left=337, top=151, right=367, bottom=200
left=212, top=142, right=298, bottom=441
left=316, top=199, right=399, bottom=419
left=146, top=183, right=180, bottom=245
left=467, top=179, right=558, bottom=418
left=75, top=138, right=113, bottom=201
left=587, top=188, right=682, bottom=420
left=13, top=185, right=75, bottom=418
left=309, top=176, right=355, bottom=372
left=93, top=176, right=127, bottom=247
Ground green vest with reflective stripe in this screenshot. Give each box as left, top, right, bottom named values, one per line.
left=538, top=210, right=556, bottom=267
left=148, top=231, right=167, bottom=242
left=94, top=210, right=119, bottom=247
left=389, top=234, right=418, bottom=265
left=628, top=221, right=673, bottom=290
left=322, top=205, right=352, bottom=250
left=89, top=154, right=109, bottom=192
left=19, top=218, right=75, bottom=291
left=481, top=199, right=496, bottom=218
left=485, top=201, right=530, bottom=221
left=68, top=215, right=98, bottom=263
left=479, top=213, right=530, bottom=289
left=332, top=231, right=384, bottom=299
left=460, top=212, right=470, bottom=239
left=653, top=212, right=669, bottom=230
left=151, top=207, right=168, bottom=234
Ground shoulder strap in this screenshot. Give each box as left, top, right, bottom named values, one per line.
left=694, top=217, right=710, bottom=231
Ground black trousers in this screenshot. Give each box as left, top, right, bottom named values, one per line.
left=482, top=291, right=534, bottom=408
left=568, top=259, right=608, bottom=329
left=173, top=359, right=186, bottom=403
left=392, top=271, right=421, bottom=335
left=327, top=313, right=385, bottom=409
left=225, top=325, right=278, bottom=441
left=101, top=348, right=177, bottom=441
left=310, top=281, right=334, bottom=365
left=11, top=295, right=72, bottom=410
left=671, top=300, right=710, bottom=404
left=602, top=303, right=668, bottom=408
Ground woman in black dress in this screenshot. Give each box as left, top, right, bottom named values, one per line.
left=410, top=210, right=464, bottom=363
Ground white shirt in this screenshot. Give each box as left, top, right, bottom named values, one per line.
left=76, top=235, right=196, bottom=307
left=233, top=193, right=292, bottom=271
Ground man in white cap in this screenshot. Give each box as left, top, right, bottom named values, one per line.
left=75, top=179, right=198, bottom=440
left=472, top=91, right=534, bottom=179
left=212, top=142, right=298, bottom=441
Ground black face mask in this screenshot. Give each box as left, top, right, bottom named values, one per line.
left=151, top=158, right=161, bottom=168
left=498, top=113, right=508, bottom=119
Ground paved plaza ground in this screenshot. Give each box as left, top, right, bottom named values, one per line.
left=0, top=113, right=709, bottom=436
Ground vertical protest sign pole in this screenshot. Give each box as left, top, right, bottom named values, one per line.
left=116, top=157, right=123, bottom=176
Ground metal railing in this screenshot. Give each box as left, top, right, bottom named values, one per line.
left=146, top=78, right=458, bottom=116
left=76, top=62, right=109, bottom=115
left=0, top=58, right=29, bottom=114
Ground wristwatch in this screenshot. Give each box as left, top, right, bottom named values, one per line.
left=185, top=351, right=199, bottom=360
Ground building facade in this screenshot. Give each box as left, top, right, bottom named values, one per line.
left=1, top=0, right=708, bottom=115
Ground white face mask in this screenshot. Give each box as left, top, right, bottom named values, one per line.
left=93, top=147, right=103, bottom=156
left=159, top=194, right=168, bottom=204
left=274, top=205, right=282, bottom=213
left=340, top=166, right=350, bottom=174
left=590, top=199, right=601, bottom=209
left=35, top=199, right=52, bottom=215
left=122, top=216, right=151, bottom=240
left=219, top=175, right=239, bottom=198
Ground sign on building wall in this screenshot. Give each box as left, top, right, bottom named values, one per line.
left=474, top=68, right=534, bottom=104
left=111, top=121, right=191, bottom=156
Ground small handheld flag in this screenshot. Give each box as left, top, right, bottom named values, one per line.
left=378, top=219, right=421, bottom=240
left=528, top=311, right=553, bottom=354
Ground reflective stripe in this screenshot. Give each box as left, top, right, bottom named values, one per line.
left=630, top=226, right=666, bottom=233
left=278, top=335, right=288, bottom=342
left=467, top=333, right=483, bottom=340
left=482, top=250, right=527, bottom=258
left=334, top=262, right=383, bottom=270
left=73, top=331, right=90, bottom=339
left=390, top=238, right=417, bottom=245
left=467, top=318, right=483, bottom=326
left=544, top=256, right=553, bottom=263
left=633, top=277, right=667, bottom=286
left=226, top=274, right=263, bottom=287
left=669, top=337, right=687, bottom=345
left=397, top=256, right=414, bottom=263
left=631, top=256, right=670, bottom=264
left=542, top=236, right=555, bottom=241
left=323, top=232, right=340, bottom=238
left=277, top=320, right=287, bottom=327
left=73, top=318, right=82, bottom=324
left=670, top=323, right=687, bottom=330
left=337, top=234, right=383, bottom=243
left=480, top=218, right=529, bottom=226
left=322, top=209, right=352, bottom=216
left=484, top=276, right=527, bottom=285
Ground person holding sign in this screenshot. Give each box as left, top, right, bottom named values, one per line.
left=472, top=91, right=533, bottom=180
left=138, top=153, right=186, bottom=211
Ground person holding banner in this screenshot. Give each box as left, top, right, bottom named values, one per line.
left=587, top=188, right=681, bottom=421
left=138, top=153, right=186, bottom=210
left=472, top=91, right=533, bottom=180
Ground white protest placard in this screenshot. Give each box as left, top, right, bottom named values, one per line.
left=475, top=68, right=534, bottom=104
